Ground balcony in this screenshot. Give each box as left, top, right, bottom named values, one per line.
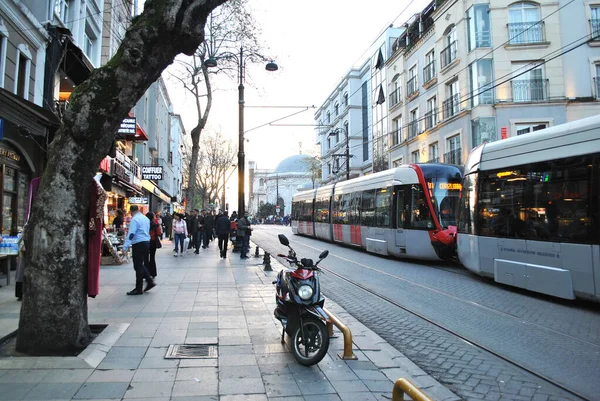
left=442, top=94, right=460, bottom=119
left=511, top=79, right=548, bottom=102
left=424, top=109, right=437, bottom=130
left=507, top=22, right=545, bottom=45
left=407, top=76, right=418, bottom=97
left=408, top=120, right=419, bottom=139
left=444, top=148, right=462, bottom=165
left=391, top=128, right=402, bottom=146
left=472, top=30, right=491, bottom=49
left=440, top=41, right=457, bottom=69
left=389, top=88, right=401, bottom=107
left=423, top=60, right=436, bottom=84
left=592, top=19, right=600, bottom=40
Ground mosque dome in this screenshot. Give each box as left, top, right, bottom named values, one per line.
left=274, top=154, right=313, bottom=174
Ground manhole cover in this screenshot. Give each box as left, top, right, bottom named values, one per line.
left=165, top=344, right=218, bottom=359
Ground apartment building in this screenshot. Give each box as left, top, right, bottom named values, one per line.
left=387, top=0, right=600, bottom=168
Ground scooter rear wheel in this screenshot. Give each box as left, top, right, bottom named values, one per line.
left=291, top=316, right=329, bottom=366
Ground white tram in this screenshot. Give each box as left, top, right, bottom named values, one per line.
left=291, top=164, right=463, bottom=261
left=458, top=115, right=600, bottom=301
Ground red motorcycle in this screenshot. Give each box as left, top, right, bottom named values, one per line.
left=273, top=234, right=330, bottom=366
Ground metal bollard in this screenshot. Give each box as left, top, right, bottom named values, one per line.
left=263, top=252, right=272, bottom=271
left=255, top=246, right=260, bottom=257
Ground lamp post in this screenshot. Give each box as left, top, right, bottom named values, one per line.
left=328, top=126, right=351, bottom=181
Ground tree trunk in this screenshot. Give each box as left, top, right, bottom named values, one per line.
left=17, top=0, right=227, bottom=355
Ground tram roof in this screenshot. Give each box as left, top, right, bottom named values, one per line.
left=333, top=165, right=420, bottom=193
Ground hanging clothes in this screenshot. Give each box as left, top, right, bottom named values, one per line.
left=88, top=179, right=107, bottom=297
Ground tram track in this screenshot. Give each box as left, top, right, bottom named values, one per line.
left=252, top=229, right=596, bottom=401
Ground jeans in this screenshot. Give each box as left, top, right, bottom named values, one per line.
left=241, top=233, right=250, bottom=258
left=132, top=241, right=152, bottom=290
left=174, top=233, right=186, bottom=253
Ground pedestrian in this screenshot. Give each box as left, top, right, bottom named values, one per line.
left=122, top=205, right=155, bottom=295
left=172, top=213, right=188, bottom=257
left=237, top=211, right=251, bottom=259
left=202, top=209, right=213, bottom=248
left=194, top=209, right=204, bottom=252
left=162, top=211, right=173, bottom=240
left=155, top=212, right=163, bottom=239
left=113, top=209, right=124, bottom=235
left=188, top=209, right=198, bottom=252
left=146, top=212, right=162, bottom=278
left=215, top=211, right=231, bottom=258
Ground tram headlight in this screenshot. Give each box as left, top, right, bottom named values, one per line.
left=297, top=285, right=314, bottom=300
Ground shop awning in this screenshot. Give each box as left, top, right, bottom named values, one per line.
left=0, top=88, right=61, bottom=136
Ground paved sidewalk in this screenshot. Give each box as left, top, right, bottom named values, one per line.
left=0, top=239, right=459, bottom=401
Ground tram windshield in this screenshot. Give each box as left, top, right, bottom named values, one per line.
left=419, top=164, right=463, bottom=228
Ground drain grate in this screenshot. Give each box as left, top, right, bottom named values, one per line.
left=164, top=344, right=218, bottom=359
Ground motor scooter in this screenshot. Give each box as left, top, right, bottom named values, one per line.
left=273, top=234, right=330, bottom=366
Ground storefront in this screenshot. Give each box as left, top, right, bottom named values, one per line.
left=142, top=179, right=171, bottom=214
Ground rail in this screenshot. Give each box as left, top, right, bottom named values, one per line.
left=323, top=307, right=357, bottom=360
left=392, top=378, right=433, bottom=401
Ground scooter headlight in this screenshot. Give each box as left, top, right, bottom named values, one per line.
left=297, top=285, right=314, bottom=300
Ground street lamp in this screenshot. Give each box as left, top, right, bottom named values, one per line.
left=328, top=126, right=351, bottom=181
left=206, top=47, right=277, bottom=217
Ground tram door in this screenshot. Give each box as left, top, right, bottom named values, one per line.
left=395, top=187, right=406, bottom=247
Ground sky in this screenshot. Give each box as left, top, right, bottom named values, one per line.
left=162, top=0, right=431, bottom=171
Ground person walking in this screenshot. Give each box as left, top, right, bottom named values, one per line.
left=122, top=205, right=155, bottom=295
left=146, top=212, right=162, bottom=278
left=172, top=213, right=188, bottom=257
left=215, top=212, right=231, bottom=258
left=155, top=212, right=163, bottom=240
left=188, top=209, right=199, bottom=252
left=112, top=209, right=124, bottom=235
left=163, top=211, right=173, bottom=240
left=237, top=212, right=251, bottom=259
left=205, top=210, right=215, bottom=245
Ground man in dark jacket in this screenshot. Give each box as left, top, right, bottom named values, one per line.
left=237, top=212, right=251, bottom=259
left=197, top=210, right=206, bottom=250
left=215, top=212, right=231, bottom=258
left=204, top=210, right=215, bottom=248
left=188, top=209, right=199, bottom=253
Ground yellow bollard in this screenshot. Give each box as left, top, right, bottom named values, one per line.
left=392, top=378, right=433, bottom=401
left=323, top=307, right=357, bottom=360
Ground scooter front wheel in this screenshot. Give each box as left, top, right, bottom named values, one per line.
left=291, top=316, right=329, bottom=366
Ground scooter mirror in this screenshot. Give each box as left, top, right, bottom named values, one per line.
left=319, top=250, right=329, bottom=259
left=278, top=234, right=290, bottom=246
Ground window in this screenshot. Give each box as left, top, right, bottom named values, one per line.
left=55, top=0, right=70, bottom=23
left=375, top=187, right=391, bottom=227
left=445, top=135, right=461, bottom=164
left=315, top=196, right=330, bottom=223
left=467, top=4, right=491, bottom=51
left=393, top=158, right=403, bottom=168
left=390, top=74, right=401, bottom=106
left=327, top=163, right=332, bottom=176
left=343, top=92, right=349, bottom=107
left=334, top=129, right=339, bottom=143
left=409, top=108, right=419, bottom=138
left=409, top=185, right=433, bottom=229
left=407, top=65, right=418, bottom=96
left=349, top=192, right=361, bottom=225
left=515, top=122, right=547, bottom=136
left=443, top=80, right=460, bottom=119
left=512, top=63, right=546, bottom=101
left=476, top=155, right=597, bottom=243
left=429, top=143, right=439, bottom=163
left=595, top=64, right=600, bottom=99
left=471, top=117, right=497, bottom=148
left=441, top=25, right=457, bottom=68
left=470, top=59, right=494, bottom=107
left=327, top=137, right=331, bottom=150
left=508, top=3, right=544, bottom=44
left=411, top=150, right=420, bottom=163
left=392, top=116, right=402, bottom=146
left=334, top=102, right=339, bottom=116
left=592, top=7, right=600, bottom=39
left=0, top=24, right=6, bottom=88
left=423, top=50, right=436, bottom=83
left=14, top=46, right=31, bottom=99
left=361, top=189, right=376, bottom=226
left=425, top=97, right=436, bottom=130
left=327, top=111, right=331, bottom=123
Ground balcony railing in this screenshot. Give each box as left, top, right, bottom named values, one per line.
left=427, top=157, right=440, bottom=163
left=440, top=41, right=457, bottom=68
left=442, top=94, right=460, bottom=119
left=472, top=30, right=491, bottom=49
left=595, top=77, right=600, bottom=99
left=389, top=88, right=401, bottom=107
left=391, top=128, right=402, bottom=146
left=424, top=109, right=437, bottom=130
left=444, top=148, right=462, bottom=165
left=423, top=60, right=436, bottom=84
left=407, top=76, right=418, bottom=97
left=591, top=19, right=600, bottom=40
left=507, top=22, right=545, bottom=45
left=408, top=120, right=419, bottom=139
left=511, top=79, right=548, bottom=102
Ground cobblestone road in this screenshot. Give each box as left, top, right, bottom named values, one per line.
left=252, top=226, right=599, bottom=401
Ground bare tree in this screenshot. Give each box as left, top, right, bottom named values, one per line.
left=198, top=132, right=235, bottom=207
left=17, top=0, right=227, bottom=355
left=303, top=156, right=322, bottom=189
left=168, top=0, right=265, bottom=209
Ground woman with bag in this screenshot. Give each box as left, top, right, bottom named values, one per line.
left=146, top=212, right=163, bottom=278
left=172, top=213, right=188, bottom=257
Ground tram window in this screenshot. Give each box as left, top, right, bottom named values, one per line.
left=341, top=193, right=351, bottom=224
left=396, top=188, right=407, bottom=228
left=333, top=194, right=342, bottom=224
left=477, top=155, right=596, bottom=244
left=361, top=189, right=376, bottom=227
left=316, top=197, right=330, bottom=223
left=408, top=185, right=434, bottom=229
left=375, top=187, right=391, bottom=227
left=458, top=174, right=477, bottom=234
left=349, top=192, right=361, bottom=225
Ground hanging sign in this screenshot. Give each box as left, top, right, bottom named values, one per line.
left=141, top=165, right=163, bottom=180
left=117, top=117, right=136, bottom=135
left=128, top=197, right=148, bottom=205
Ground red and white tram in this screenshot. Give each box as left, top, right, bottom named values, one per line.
left=291, top=164, right=463, bottom=261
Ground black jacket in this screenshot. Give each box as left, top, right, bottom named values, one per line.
left=188, top=215, right=198, bottom=234
left=205, top=215, right=215, bottom=231
left=215, top=216, right=232, bottom=235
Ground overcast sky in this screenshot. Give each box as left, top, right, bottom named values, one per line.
left=162, top=0, right=431, bottom=171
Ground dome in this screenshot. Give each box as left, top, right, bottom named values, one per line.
left=274, top=154, right=313, bottom=174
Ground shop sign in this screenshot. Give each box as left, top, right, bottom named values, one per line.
left=142, top=165, right=163, bottom=180
left=99, top=156, right=111, bottom=174
left=113, top=161, right=131, bottom=183
left=128, top=197, right=148, bottom=204
left=501, top=127, right=508, bottom=140
left=0, top=147, right=21, bottom=162
left=117, top=117, right=136, bottom=135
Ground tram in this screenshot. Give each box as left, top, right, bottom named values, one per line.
left=458, top=115, right=600, bottom=301
left=291, top=163, right=463, bottom=261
